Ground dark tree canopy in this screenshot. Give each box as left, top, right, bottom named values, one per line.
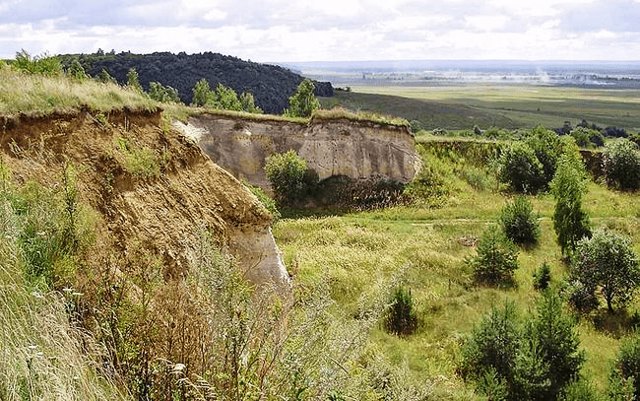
left=59, top=51, right=333, bottom=114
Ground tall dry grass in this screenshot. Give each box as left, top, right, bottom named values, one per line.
left=0, top=66, right=157, bottom=118
left=0, top=198, right=128, bottom=400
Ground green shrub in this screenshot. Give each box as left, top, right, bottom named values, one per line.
left=564, top=279, right=599, bottom=313
left=572, top=229, right=640, bottom=313
left=613, top=333, right=640, bottom=399
left=533, top=262, right=551, bottom=291
left=461, top=166, right=495, bottom=191
left=403, top=145, right=453, bottom=207
left=13, top=50, right=63, bottom=76
left=264, top=150, right=317, bottom=204
left=608, top=370, right=635, bottom=401
left=499, top=196, right=540, bottom=245
left=476, top=368, right=509, bottom=401
left=525, top=126, right=563, bottom=188
left=126, top=68, right=143, bottom=92
left=148, top=81, right=180, bottom=103
left=384, top=286, right=418, bottom=336
left=498, top=142, right=545, bottom=193
left=560, top=379, right=600, bottom=401
left=467, top=227, right=519, bottom=286
left=551, top=154, right=591, bottom=256
left=603, top=139, right=640, bottom=191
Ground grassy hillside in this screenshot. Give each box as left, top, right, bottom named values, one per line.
left=274, top=140, right=640, bottom=399
left=322, top=85, right=640, bottom=131
left=0, top=66, right=157, bottom=118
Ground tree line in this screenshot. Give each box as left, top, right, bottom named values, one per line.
left=58, top=51, right=334, bottom=114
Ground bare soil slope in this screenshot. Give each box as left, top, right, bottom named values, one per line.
left=0, top=110, right=289, bottom=289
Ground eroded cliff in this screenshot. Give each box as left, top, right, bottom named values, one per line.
left=176, top=113, right=422, bottom=191
left=0, top=110, right=290, bottom=291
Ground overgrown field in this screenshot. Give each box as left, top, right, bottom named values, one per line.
left=274, top=140, right=640, bottom=399
left=321, top=85, right=640, bottom=131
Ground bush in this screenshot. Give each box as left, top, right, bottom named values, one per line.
left=603, top=139, right=640, bottom=191
left=564, top=279, right=599, bottom=313
left=13, top=50, right=63, bottom=76
left=533, top=263, right=551, bottom=291
left=613, top=333, right=640, bottom=399
left=148, top=81, right=180, bottom=103
left=265, top=150, right=317, bottom=204
left=467, top=227, right=519, bottom=285
left=560, top=379, right=600, bottom=401
left=603, top=126, right=628, bottom=138
left=499, top=196, right=540, bottom=245
left=525, top=126, right=563, bottom=187
left=498, top=142, right=545, bottom=193
left=384, top=286, right=418, bottom=336
left=572, top=229, right=640, bottom=313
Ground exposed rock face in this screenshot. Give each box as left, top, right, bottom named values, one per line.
left=1, top=111, right=290, bottom=292
left=176, top=114, right=421, bottom=190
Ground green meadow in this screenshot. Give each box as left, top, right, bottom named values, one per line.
left=274, top=139, right=640, bottom=399
left=321, top=85, right=640, bottom=131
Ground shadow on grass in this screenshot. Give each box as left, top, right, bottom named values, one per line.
left=591, top=308, right=640, bottom=338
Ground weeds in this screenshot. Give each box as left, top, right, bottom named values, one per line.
left=115, top=137, right=162, bottom=178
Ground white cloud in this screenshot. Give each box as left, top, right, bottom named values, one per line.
left=0, top=0, right=638, bottom=60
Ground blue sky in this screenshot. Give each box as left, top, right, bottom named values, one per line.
left=1, top=0, right=639, bottom=61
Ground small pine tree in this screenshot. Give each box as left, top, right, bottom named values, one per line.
left=461, top=302, right=521, bottom=383
left=384, top=286, right=418, bottom=336
left=97, top=68, right=117, bottom=84
left=192, top=78, right=211, bottom=107
left=615, top=334, right=640, bottom=399
left=560, top=379, right=600, bottom=401
left=551, top=154, right=591, bottom=256
left=467, top=227, right=519, bottom=286
left=126, top=68, right=143, bottom=92
left=239, top=92, right=263, bottom=114
left=284, top=78, right=320, bottom=118
left=66, top=58, right=87, bottom=80
left=499, top=196, right=540, bottom=245
left=526, top=292, right=585, bottom=399
left=533, top=263, right=551, bottom=291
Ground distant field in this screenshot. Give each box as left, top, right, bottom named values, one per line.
left=321, top=85, right=640, bottom=131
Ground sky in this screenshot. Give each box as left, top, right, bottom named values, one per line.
left=1, top=0, right=639, bottom=62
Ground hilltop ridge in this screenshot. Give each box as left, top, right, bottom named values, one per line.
left=60, top=51, right=334, bottom=114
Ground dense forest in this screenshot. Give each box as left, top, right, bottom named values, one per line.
left=60, top=51, right=334, bottom=114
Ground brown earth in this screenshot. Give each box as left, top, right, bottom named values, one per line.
left=0, top=109, right=290, bottom=290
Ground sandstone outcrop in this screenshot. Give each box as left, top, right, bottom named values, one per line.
left=176, top=113, right=421, bottom=191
